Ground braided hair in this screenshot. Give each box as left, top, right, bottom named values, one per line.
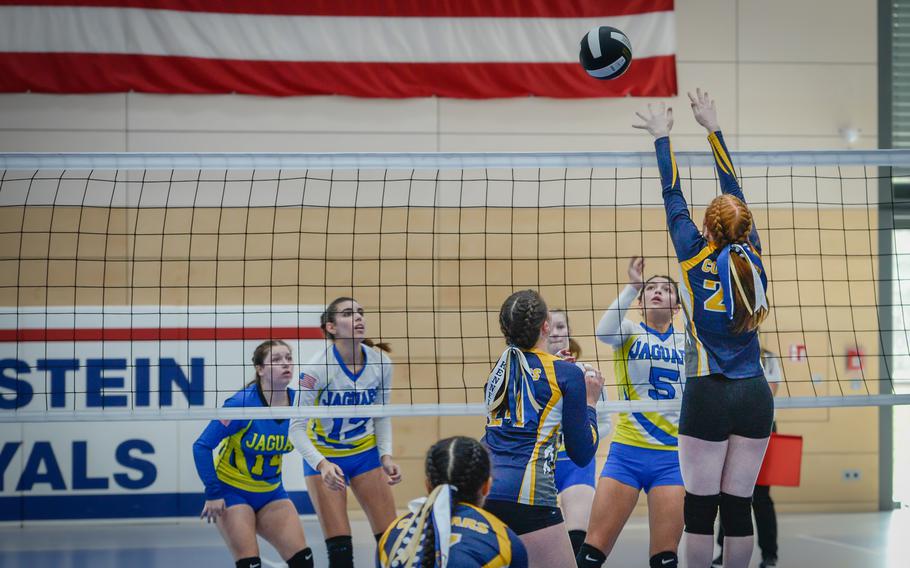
left=488, top=290, right=548, bottom=417
left=385, top=437, right=491, bottom=568
left=703, top=194, right=768, bottom=334
left=321, top=296, right=392, bottom=353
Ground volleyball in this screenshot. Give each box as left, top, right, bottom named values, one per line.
left=579, top=26, right=632, bottom=80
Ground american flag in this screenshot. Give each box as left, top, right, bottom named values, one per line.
left=299, top=373, right=318, bottom=390
left=0, top=0, right=676, bottom=98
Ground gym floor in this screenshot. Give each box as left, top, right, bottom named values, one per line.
left=1, top=509, right=908, bottom=567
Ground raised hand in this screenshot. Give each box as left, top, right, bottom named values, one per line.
left=628, top=256, right=645, bottom=290
left=689, top=88, right=720, bottom=133
left=633, top=103, right=674, bottom=139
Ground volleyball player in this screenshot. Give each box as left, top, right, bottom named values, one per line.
left=378, top=436, right=528, bottom=567
left=633, top=89, right=773, bottom=568
left=482, top=289, right=604, bottom=568
left=546, top=309, right=612, bottom=557
left=193, top=340, right=313, bottom=568
left=289, top=297, right=401, bottom=568
left=576, top=257, right=685, bottom=568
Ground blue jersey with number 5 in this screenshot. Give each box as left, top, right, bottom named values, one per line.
left=656, top=131, right=767, bottom=380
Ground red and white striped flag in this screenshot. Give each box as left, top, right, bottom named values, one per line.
left=0, top=1, right=676, bottom=98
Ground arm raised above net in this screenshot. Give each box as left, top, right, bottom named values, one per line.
left=634, top=102, right=705, bottom=261
left=690, top=88, right=762, bottom=252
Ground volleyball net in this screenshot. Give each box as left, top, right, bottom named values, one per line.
left=2, top=149, right=910, bottom=423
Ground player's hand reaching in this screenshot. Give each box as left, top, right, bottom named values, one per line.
left=633, top=103, right=673, bottom=139
left=556, top=348, right=577, bottom=363
left=689, top=88, right=720, bottom=133
left=381, top=455, right=402, bottom=485
left=582, top=363, right=605, bottom=407
left=200, top=499, right=225, bottom=523
left=318, top=459, right=347, bottom=491
left=628, top=256, right=645, bottom=290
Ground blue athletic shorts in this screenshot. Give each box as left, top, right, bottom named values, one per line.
left=219, top=482, right=289, bottom=512
left=554, top=453, right=596, bottom=492
left=600, top=441, right=683, bottom=493
left=303, top=446, right=382, bottom=484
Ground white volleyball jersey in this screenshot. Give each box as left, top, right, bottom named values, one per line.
left=290, top=344, right=393, bottom=467
left=596, top=285, right=686, bottom=450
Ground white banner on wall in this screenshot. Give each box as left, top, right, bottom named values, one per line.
left=0, top=305, right=325, bottom=521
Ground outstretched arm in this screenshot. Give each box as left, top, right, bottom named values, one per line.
left=690, top=88, right=761, bottom=251
left=595, top=257, right=645, bottom=346
left=633, top=104, right=705, bottom=261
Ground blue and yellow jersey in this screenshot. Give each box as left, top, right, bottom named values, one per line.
left=377, top=502, right=528, bottom=568
left=595, top=285, right=685, bottom=449
left=192, top=383, right=296, bottom=497
left=656, top=131, right=767, bottom=379
left=483, top=349, right=598, bottom=507
left=289, top=344, right=393, bottom=469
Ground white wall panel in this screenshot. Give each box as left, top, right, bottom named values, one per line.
left=739, top=0, right=877, bottom=64
left=127, top=94, right=438, bottom=133
left=739, top=63, right=877, bottom=137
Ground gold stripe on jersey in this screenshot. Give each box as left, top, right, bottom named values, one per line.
left=378, top=513, right=407, bottom=566
left=520, top=351, right=561, bottom=505
left=708, top=132, right=737, bottom=180
left=680, top=243, right=717, bottom=272
left=466, top=503, right=514, bottom=568
left=679, top=242, right=720, bottom=379
left=214, top=422, right=280, bottom=493
left=669, top=140, right=679, bottom=187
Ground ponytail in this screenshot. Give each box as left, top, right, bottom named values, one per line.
left=704, top=194, right=770, bottom=335
left=728, top=249, right=769, bottom=334
left=385, top=437, right=490, bottom=568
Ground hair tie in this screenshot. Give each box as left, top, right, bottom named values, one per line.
left=717, top=242, right=768, bottom=320
left=485, top=345, right=542, bottom=426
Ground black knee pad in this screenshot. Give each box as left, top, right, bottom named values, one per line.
left=719, top=492, right=754, bottom=537
left=684, top=492, right=720, bottom=535
left=325, top=535, right=354, bottom=568
left=286, top=547, right=314, bottom=568
left=235, top=557, right=261, bottom=568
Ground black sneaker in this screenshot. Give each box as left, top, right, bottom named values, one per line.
left=759, top=558, right=777, bottom=568
left=711, top=553, right=723, bottom=567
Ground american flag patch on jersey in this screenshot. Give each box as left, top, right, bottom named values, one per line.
left=300, top=373, right=318, bottom=390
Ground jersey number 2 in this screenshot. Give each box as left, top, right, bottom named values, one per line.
left=703, top=280, right=725, bottom=312
left=648, top=367, right=680, bottom=400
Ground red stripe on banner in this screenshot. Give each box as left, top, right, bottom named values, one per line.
left=0, top=327, right=325, bottom=342
left=0, top=53, right=677, bottom=98
left=0, top=1, right=675, bottom=18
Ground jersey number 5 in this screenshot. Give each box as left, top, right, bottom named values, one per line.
left=703, top=279, right=725, bottom=312
left=648, top=367, right=680, bottom=400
